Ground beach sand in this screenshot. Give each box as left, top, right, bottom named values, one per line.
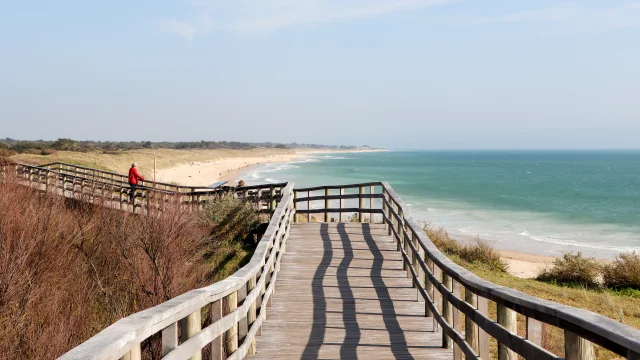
left=156, top=153, right=302, bottom=186
left=155, top=148, right=384, bottom=187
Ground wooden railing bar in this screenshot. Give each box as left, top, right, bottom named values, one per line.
left=163, top=222, right=286, bottom=360
left=293, top=193, right=383, bottom=202
left=392, top=212, right=560, bottom=360
left=381, top=181, right=640, bottom=357
left=294, top=182, right=383, bottom=192
left=296, top=208, right=384, bottom=214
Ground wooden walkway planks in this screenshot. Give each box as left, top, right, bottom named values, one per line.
left=252, top=223, right=452, bottom=360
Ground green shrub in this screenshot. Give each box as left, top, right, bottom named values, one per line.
left=603, top=252, right=640, bottom=290
left=201, top=193, right=261, bottom=247
left=537, top=252, right=601, bottom=288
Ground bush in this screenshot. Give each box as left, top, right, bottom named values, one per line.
left=603, top=252, right=640, bottom=290
left=422, top=223, right=508, bottom=272
left=0, top=182, right=215, bottom=358
left=201, top=193, right=262, bottom=247
left=537, top=252, right=601, bottom=288
left=460, top=239, right=508, bottom=273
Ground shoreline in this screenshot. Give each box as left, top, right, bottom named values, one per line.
left=155, top=148, right=385, bottom=186
left=156, top=148, right=612, bottom=279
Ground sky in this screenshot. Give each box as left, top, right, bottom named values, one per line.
left=1, top=0, right=639, bottom=149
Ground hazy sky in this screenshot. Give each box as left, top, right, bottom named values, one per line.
left=1, top=1, right=639, bottom=149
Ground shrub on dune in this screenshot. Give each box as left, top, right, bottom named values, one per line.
left=536, top=252, right=601, bottom=288
left=602, top=252, right=640, bottom=290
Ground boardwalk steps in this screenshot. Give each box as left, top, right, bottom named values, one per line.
left=2, top=163, right=640, bottom=359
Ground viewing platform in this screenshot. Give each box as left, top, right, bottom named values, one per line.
left=2, top=162, right=640, bottom=360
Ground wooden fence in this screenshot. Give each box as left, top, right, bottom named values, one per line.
left=58, top=182, right=295, bottom=360
left=1, top=163, right=286, bottom=215
left=293, top=182, right=640, bottom=360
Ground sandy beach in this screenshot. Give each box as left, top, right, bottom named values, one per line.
left=155, top=148, right=385, bottom=187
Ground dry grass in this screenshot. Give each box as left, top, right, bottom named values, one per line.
left=0, top=181, right=263, bottom=359
left=537, top=252, right=601, bottom=289
left=460, top=258, right=639, bottom=359
left=603, top=252, right=640, bottom=290
left=11, top=148, right=296, bottom=176
left=420, top=224, right=638, bottom=359
left=423, top=223, right=508, bottom=272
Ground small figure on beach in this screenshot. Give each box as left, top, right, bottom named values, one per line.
left=128, top=163, right=144, bottom=202
left=237, top=180, right=245, bottom=187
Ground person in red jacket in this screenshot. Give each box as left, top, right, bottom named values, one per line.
left=128, top=163, right=144, bottom=202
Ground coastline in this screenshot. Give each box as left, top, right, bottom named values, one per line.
left=155, top=148, right=385, bottom=186
left=156, top=149, right=610, bottom=279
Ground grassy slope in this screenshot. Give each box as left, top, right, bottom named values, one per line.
left=11, top=148, right=296, bottom=175
left=449, top=255, right=639, bottom=359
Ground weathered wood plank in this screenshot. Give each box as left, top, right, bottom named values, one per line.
left=252, top=223, right=453, bottom=360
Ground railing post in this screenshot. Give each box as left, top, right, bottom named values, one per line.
left=412, top=231, right=423, bottom=288
left=564, top=330, right=595, bottom=360
left=526, top=317, right=542, bottom=347
left=453, top=280, right=463, bottom=360
left=294, top=191, right=299, bottom=223
left=324, top=188, right=330, bottom=222
left=369, top=185, right=375, bottom=223
left=465, top=289, right=479, bottom=354
left=120, top=343, right=141, bottom=360
left=425, top=256, right=434, bottom=318
left=358, top=186, right=365, bottom=222
left=307, top=190, right=311, bottom=222
left=433, top=264, right=442, bottom=332
left=270, top=186, right=276, bottom=217
left=339, top=188, right=344, bottom=222
left=247, top=275, right=258, bottom=355
left=238, top=283, right=249, bottom=348
left=497, top=304, right=517, bottom=360
left=397, top=208, right=404, bottom=252
left=161, top=322, right=178, bottom=356
left=477, top=296, right=490, bottom=359
left=225, top=291, right=239, bottom=355
left=180, top=310, right=202, bottom=360
left=442, top=273, right=453, bottom=349
left=211, top=300, right=223, bottom=360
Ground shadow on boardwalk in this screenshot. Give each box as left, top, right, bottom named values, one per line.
left=252, top=223, right=452, bottom=360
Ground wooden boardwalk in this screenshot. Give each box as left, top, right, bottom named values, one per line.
left=252, top=223, right=452, bottom=360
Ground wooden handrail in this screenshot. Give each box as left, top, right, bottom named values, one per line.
left=292, top=182, right=640, bottom=359
left=58, top=183, right=295, bottom=360
left=4, top=163, right=287, bottom=215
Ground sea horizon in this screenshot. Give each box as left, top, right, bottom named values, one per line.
left=242, top=149, right=640, bottom=260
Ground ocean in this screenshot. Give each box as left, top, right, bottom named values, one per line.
left=243, top=150, right=640, bottom=258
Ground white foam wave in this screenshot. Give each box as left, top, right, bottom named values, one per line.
left=322, top=156, right=353, bottom=160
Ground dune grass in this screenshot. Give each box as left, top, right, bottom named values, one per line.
left=422, top=224, right=640, bottom=359
left=11, top=147, right=296, bottom=177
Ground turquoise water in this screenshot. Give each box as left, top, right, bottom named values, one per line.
left=245, top=151, right=640, bottom=258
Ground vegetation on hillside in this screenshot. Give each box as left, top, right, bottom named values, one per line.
left=0, top=137, right=368, bottom=156
left=422, top=224, right=640, bottom=359
left=0, top=182, right=264, bottom=359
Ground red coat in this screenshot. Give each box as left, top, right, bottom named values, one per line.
left=128, top=167, right=144, bottom=185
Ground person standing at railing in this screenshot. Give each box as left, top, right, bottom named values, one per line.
left=128, top=163, right=144, bottom=203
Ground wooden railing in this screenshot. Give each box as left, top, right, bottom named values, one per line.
left=294, top=182, right=640, bottom=360
left=1, top=163, right=286, bottom=215
left=58, top=182, right=295, bottom=360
